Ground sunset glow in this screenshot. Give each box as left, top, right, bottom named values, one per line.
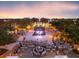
left=0, top=1, right=79, bottom=18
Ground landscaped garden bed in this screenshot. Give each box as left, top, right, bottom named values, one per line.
left=0, top=48, right=8, bottom=56
left=73, top=49, right=79, bottom=55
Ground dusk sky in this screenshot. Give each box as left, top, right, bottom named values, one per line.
left=0, top=1, right=79, bottom=18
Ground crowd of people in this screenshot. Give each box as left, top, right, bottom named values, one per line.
left=12, top=37, right=72, bottom=57
left=11, top=29, right=73, bottom=57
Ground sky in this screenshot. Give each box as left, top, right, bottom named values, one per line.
left=0, top=1, right=79, bottom=18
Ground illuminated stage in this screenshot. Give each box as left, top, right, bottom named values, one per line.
left=33, top=26, right=46, bottom=36
left=24, top=29, right=53, bottom=43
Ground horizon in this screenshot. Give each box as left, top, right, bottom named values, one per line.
left=0, top=17, right=79, bottom=19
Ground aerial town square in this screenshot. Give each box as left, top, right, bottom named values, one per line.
left=0, top=1, right=79, bottom=58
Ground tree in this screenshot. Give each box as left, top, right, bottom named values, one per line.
left=0, top=23, right=16, bottom=46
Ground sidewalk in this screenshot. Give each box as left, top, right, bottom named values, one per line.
left=0, top=42, right=19, bottom=50
left=0, top=42, right=19, bottom=58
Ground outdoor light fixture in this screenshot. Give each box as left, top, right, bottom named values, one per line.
left=36, top=31, right=43, bottom=35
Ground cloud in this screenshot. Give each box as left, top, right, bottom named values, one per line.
left=0, top=2, right=78, bottom=18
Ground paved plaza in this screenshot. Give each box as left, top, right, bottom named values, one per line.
left=12, top=28, right=73, bottom=58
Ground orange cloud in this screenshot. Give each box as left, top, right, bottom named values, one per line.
left=0, top=2, right=78, bottom=18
